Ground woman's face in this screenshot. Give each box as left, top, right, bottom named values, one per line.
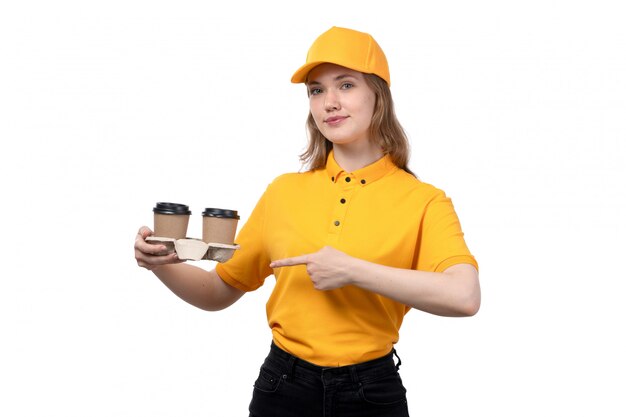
left=306, top=63, right=376, bottom=148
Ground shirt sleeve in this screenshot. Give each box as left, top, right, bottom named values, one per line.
left=415, top=190, right=478, bottom=273
left=215, top=186, right=273, bottom=292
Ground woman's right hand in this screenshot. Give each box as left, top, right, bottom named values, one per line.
left=134, top=226, right=183, bottom=270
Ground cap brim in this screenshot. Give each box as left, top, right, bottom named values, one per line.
left=290, top=61, right=328, bottom=84
left=291, top=60, right=389, bottom=85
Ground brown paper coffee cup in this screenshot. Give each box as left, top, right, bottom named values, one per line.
left=153, top=202, right=191, bottom=239
left=202, top=208, right=239, bottom=244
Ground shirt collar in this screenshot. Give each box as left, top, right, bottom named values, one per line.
left=325, top=149, right=398, bottom=186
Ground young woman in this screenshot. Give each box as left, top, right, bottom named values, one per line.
left=134, top=26, right=480, bottom=417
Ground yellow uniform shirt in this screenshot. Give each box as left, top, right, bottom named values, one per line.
left=216, top=151, right=478, bottom=366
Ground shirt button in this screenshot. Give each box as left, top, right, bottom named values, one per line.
left=334, top=220, right=340, bottom=226
left=345, top=177, right=351, bottom=182
left=361, top=179, right=366, bottom=184
left=331, top=176, right=335, bottom=182
left=340, top=198, right=346, bottom=204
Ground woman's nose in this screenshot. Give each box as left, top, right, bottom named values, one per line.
left=324, top=90, right=340, bottom=111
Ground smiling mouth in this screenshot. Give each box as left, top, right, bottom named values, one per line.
left=325, top=116, right=347, bottom=124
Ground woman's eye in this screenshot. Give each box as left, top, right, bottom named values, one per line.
left=341, top=82, right=354, bottom=89
left=309, top=88, right=322, bottom=95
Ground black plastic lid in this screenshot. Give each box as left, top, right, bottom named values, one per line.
left=153, top=202, right=191, bottom=215
left=202, top=208, right=240, bottom=219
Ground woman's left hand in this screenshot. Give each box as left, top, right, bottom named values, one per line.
left=270, top=246, right=355, bottom=290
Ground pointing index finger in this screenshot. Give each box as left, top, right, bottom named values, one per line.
left=270, top=254, right=310, bottom=268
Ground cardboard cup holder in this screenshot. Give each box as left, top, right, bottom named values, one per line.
left=146, top=236, right=240, bottom=262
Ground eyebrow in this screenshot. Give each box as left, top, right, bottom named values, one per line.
left=307, top=74, right=358, bottom=86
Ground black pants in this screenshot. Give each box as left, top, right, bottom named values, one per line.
left=249, top=342, right=410, bottom=417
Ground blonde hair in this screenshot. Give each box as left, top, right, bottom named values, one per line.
left=299, top=73, right=415, bottom=176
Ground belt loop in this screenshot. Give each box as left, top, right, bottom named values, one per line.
left=285, top=355, right=296, bottom=381
left=349, top=365, right=360, bottom=384
left=392, top=348, right=402, bottom=371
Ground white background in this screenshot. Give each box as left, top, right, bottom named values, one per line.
left=1, top=1, right=625, bottom=416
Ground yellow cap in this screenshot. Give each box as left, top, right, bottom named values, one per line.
left=291, top=26, right=390, bottom=86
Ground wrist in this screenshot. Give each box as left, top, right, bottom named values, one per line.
left=344, top=256, right=368, bottom=287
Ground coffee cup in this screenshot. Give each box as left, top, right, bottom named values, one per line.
left=202, top=208, right=240, bottom=244
left=153, top=202, right=191, bottom=239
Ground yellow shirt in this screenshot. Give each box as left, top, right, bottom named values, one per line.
left=216, top=151, right=478, bottom=366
